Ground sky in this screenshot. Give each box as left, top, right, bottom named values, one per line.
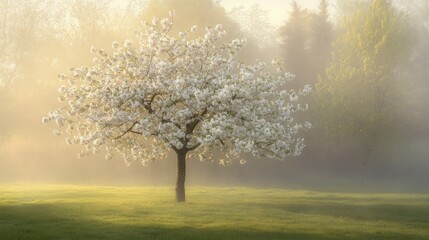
left=220, top=0, right=324, bottom=26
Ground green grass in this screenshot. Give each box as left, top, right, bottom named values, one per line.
left=0, top=185, right=428, bottom=239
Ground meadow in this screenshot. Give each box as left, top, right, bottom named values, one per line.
left=0, top=185, right=428, bottom=240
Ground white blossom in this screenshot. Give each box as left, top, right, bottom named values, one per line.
left=112, top=41, right=120, bottom=49
left=168, top=10, right=175, bottom=17
left=42, top=117, right=49, bottom=124
left=44, top=15, right=311, bottom=165
left=53, top=130, right=62, bottom=136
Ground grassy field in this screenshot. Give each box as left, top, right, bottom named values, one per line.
left=0, top=185, right=428, bottom=240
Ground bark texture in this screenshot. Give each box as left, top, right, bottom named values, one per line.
left=175, top=150, right=186, bottom=202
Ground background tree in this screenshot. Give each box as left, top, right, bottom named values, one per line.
left=0, top=0, right=47, bottom=144
left=43, top=15, right=311, bottom=202
left=278, top=1, right=333, bottom=87
left=0, top=0, right=41, bottom=88
left=228, top=3, right=273, bottom=48
left=315, top=0, right=412, bottom=157
left=278, top=1, right=310, bottom=86
left=334, top=0, right=368, bottom=19
left=394, top=0, right=429, bottom=136
left=308, top=0, right=333, bottom=83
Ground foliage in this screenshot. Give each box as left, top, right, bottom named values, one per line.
left=316, top=0, right=412, bottom=154
left=43, top=14, right=311, bottom=166
left=333, top=0, right=368, bottom=19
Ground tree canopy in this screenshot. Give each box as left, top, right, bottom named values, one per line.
left=316, top=0, right=411, bottom=155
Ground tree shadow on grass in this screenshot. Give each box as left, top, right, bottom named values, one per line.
left=0, top=203, right=427, bottom=240
left=253, top=201, right=429, bottom=227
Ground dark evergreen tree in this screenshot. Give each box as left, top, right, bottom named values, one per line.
left=278, top=1, right=310, bottom=86
left=308, top=0, right=333, bottom=83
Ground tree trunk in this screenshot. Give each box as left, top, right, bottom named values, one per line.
left=175, top=150, right=187, bottom=202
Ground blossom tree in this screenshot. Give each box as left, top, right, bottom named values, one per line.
left=43, top=12, right=311, bottom=202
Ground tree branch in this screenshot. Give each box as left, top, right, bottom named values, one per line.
left=161, top=118, right=181, bottom=130
left=130, top=130, right=143, bottom=135
left=215, top=137, right=225, bottom=146
left=114, top=121, right=139, bottom=140
left=143, top=93, right=161, bottom=113
left=187, top=143, right=200, bottom=151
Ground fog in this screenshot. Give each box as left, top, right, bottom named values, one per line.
left=0, top=0, right=428, bottom=192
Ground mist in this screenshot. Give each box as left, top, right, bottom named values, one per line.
left=0, top=0, right=428, bottom=193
